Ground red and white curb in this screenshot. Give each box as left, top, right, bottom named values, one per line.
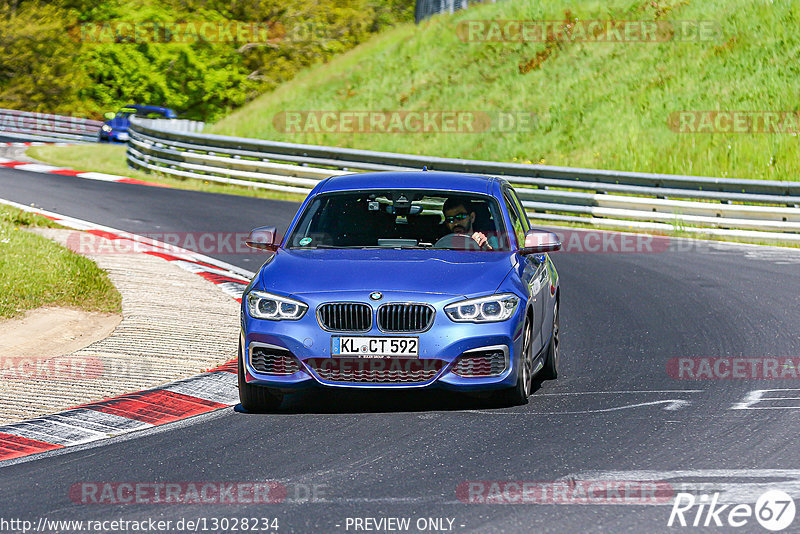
left=0, top=142, right=71, bottom=148
left=0, top=362, right=239, bottom=460
left=0, top=156, right=167, bottom=188
left=0, top=198, right=256, bottom=462
left=0, top=145, right=170, bottom=188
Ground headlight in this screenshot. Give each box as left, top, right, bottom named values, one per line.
left=246, top=290, right=307, bottom=321
left=101, top=125, right=112, bottom=132
left=444, top=293, right=520, bottom=323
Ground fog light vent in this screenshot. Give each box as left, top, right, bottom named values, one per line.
left=250, top=346, right=301, bottom=375
left=452, top=348, right=507, bottom=377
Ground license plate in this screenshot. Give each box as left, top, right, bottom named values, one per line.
left=117, top=132, right=130, bottom=140
left=331, top=336, right=419, bottom=358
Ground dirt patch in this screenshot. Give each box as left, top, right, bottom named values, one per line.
left=0, top=228, right=240, bottom=424
left=0, top=306, right=121, bottom=360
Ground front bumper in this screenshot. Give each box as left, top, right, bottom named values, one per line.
left=241, top=293, right=526, bottom=391
left=99, top=130, right=129, bottom=143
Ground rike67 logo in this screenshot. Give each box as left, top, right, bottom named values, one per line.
left=668, top=490, right=796, bottom=531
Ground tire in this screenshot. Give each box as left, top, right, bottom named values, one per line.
left=539, top=302, right=560, bottom=380
left=497, top=318, right=533, bottom=406
left=238, top=342, right=283, bottom=412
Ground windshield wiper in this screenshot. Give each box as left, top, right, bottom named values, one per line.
left=291, top=245, right=434, bottom=250
left=294, top=245, right=385, bottom=249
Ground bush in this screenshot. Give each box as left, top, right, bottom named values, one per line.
left=0, top=0, right=415, bottom=120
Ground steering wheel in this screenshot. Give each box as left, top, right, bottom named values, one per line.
left=433, top=233, right=484, bottom=250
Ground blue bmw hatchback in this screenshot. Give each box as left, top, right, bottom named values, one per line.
left=98, top=105, right=177, bottom=143
left=239, top=171, right=561, bottom=410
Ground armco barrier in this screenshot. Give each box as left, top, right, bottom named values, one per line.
left=0, top=109, right=102, bottom=143
left=127, top=117, right=800, bottom=242
left=0, top=109, right=204, bottom=143
left=134, top=118, right=205, bottom=134
left=415, top=0, right=502, bottom=24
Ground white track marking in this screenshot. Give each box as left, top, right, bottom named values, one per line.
left=535, top=390, right=704, bottom=396
left=731, top=389, right=800, bottom=410
left=11, top=164, right=64, bottom=173
left=0, top=419, right=106, bottom=446
left=76, top=171, right=134, bottom=182
left=163, top=372, right=239, bottom=405
left=564, top=470, right=800, bottom=505
left=467, top=399, right=692, bottom=415
left=48, top=408, right=153, bottom=434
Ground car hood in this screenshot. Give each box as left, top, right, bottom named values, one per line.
left=256, top=249, right=517, bottom=298
left=105, top=117, right=130, bottom=131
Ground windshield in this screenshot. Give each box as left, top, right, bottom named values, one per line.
left=116, top=109, right=167, bottom=119
left=287, top=190, right=509, bottom=251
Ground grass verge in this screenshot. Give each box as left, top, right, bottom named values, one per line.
left=0, top=205, right=122, bottom=319
left=209, top=0, right=800, bottom=182
left=26, top=144, right=308, bottom=203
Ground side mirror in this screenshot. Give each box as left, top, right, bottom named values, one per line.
left=246, top=226, right=280, bottom=252
left=520, top=229, right=561, bottom=255
left=103, top=112, right=115, bottom=120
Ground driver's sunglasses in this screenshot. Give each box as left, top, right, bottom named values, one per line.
left=444, top=213, right=470, bottom=224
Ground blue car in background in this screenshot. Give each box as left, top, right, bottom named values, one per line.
left=98, top=105, right=177, bottom=143
left=239, top=171, right=562, bottom=411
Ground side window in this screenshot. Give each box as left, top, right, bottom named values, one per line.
left=502, top=189, right=526, bottom=248
left=509, top=188, right=531, bottom=232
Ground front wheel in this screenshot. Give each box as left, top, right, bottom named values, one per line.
left=539, top=302, right=560, bottom=380
left=497, top=318, right=533, bottom=406
left=238, top=342, right=283, bottom=412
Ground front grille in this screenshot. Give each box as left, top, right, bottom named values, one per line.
left=306, top=358, right=444, bottom=384
left=452, top=349, right=507, bottom=377
left=377, top=304, right=434, bottom=333
left=250, top=346, right=301, bottom=375
left=317, top=303, right=372, bottom=332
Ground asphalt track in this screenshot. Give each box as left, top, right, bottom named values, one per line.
left=2, top=166, right=800, bottom=533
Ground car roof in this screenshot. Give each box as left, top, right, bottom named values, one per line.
left=317, top=171, right=497, bottom=195
left=124, top=105, right=174, bottom=113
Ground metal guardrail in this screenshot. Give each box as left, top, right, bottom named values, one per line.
left=0, top=109, right=102, bottom=143
left=415, top=0, right=500, bottom=23
left=0, top=109, right=204, bottom=143
left=128, top=117, right=800, bottom=241
left=137, top=119, right=205, bottom=134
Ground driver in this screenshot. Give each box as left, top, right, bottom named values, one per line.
left=441, top=197, right=498, bottom=250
